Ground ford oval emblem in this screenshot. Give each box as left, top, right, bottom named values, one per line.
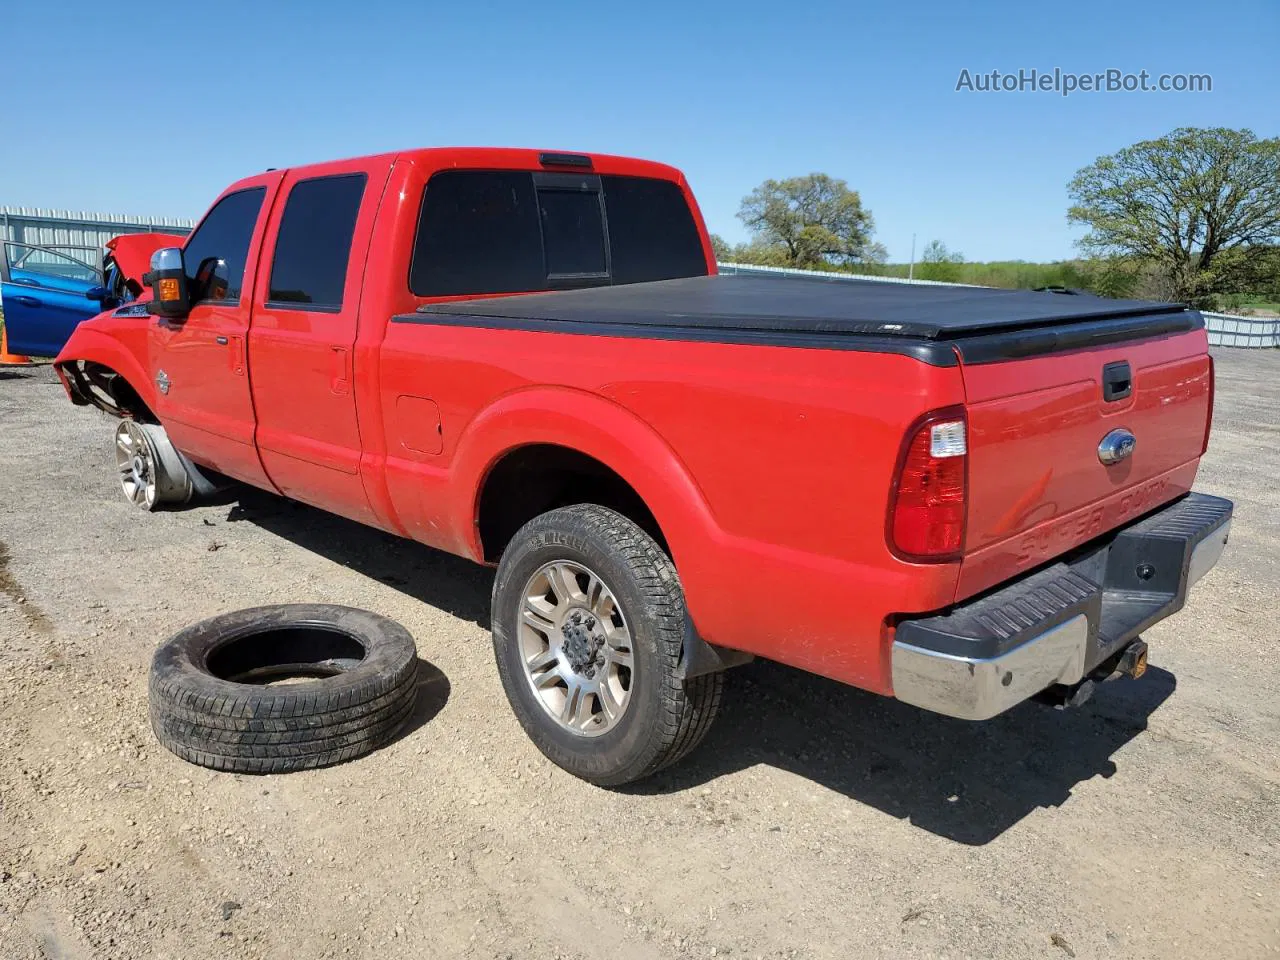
left=1098, top=428, right=1137, bottom=465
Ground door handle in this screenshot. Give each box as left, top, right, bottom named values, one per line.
left=1102, top=360, right=1132, bottom=402
left=11, top=295, right=40, bottom=307
left=330, top=346, right=350, bottom=396
left=210, top=334, right=243, bottom=374
left=227, top=335, right=244, bottom=376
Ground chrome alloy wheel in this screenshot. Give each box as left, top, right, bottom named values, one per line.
left=115, top=420, right=160, bottom=510
left=518, top=560, right=634, bottom=737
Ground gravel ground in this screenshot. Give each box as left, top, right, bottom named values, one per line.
left=0, top=349, right=1276, bottom=960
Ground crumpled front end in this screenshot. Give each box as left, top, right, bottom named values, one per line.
left=54, top=304, right=158, bottom=420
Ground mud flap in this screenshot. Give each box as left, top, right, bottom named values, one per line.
left=677, top=615, right=753, bottom=679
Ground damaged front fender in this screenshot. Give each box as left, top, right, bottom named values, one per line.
left=54, top=312, right=157, bottom=421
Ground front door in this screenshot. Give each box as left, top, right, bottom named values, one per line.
left=148, top=172, right=284, bottom=488
left=247, top=160, right=386, bottom=525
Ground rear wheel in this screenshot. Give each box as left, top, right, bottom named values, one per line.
left=491, top=504, right=723, bottom=786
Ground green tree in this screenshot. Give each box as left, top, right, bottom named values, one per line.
left=1067, top=127, right=1280, bottom=305
left=709, top=234, right=734, bottom=263
left=1084, top=259, right=1141, bottom=300
left=916, top=240, right=965, bottom=282
left=860, top=242, right=889, bottom=269
left=727, top=240, right=793, bottom=267
left=738, top=174, right=878, bottom=269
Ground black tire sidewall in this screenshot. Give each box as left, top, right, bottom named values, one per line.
left=150, top=604, right=416, bottom=717
left=148, top=604, right=419, bottom=773
left=492, top=509, right=681, bottom=783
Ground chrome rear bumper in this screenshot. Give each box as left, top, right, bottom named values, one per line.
left=891, top=493, right=1232, bottom=721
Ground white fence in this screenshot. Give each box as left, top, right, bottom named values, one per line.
left=715, top=260, right=984, bottom=286
left=717, top=262, right=1279, bottom=349
left=1201, top=312, right=1280, bottom=348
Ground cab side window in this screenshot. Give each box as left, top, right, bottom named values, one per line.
left=410, top=171, right=543, bottom=297
left=182, top=187, right=266, bottom=305
left=267, top=174, right=367, bottom=310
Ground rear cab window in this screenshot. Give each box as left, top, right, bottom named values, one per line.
left=409, top=171, right=708, bottom=298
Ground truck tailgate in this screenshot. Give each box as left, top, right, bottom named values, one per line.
left=956, top=326, right=1212, bottom=601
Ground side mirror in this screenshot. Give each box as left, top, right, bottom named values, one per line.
left=143, top=247, right=190, bottom=319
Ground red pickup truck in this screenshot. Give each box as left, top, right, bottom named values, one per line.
left=55, top=147, right=1232, bottom=785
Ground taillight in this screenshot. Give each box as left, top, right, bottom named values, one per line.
left=1202, top=355, right=1215, bottom=455
left=888, top=407, right=967, bottom=562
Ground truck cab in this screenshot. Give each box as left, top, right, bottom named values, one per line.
left=95, top=150, right=711, bottom=524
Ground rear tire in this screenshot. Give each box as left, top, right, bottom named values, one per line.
left=491, top=504, right=723, bottom=786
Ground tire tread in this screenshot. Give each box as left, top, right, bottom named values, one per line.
left=492, top=505, right=723, bottom=786
left=147, top=604, right=419, bottom=775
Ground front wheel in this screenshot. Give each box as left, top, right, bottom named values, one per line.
left=114, top=420, right=193, bottom=510
left=491, top=504, right=723, bottom=786
left=113, top=420, right=227, bottom=510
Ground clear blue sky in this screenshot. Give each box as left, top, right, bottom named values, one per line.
left=4, top=0, right=1275, bottom=263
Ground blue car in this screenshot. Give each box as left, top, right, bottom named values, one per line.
left=0, top=242, right=107, bottom=356
left=1, top=233, right=179, bottom=357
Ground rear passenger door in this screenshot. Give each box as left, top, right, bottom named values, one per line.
left=248, top=160, right=385, bottom=525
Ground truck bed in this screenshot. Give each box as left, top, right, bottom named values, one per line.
left=408, top=274, right=1200, bottom=363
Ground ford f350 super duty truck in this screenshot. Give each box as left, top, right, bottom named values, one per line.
left=54, top=147, right=1232, bottom=785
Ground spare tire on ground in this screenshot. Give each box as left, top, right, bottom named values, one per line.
left=149, top=604, right=419, bottom=773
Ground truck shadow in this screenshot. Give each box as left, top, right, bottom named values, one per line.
left=225, top=488, right=493, bottom=629
left=220, top=488, right=1174, bottom=846
left=630, top=658, right=1176, bottom=845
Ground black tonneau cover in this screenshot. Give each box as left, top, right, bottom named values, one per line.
left=405, top=274, right=1201, bottom=365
